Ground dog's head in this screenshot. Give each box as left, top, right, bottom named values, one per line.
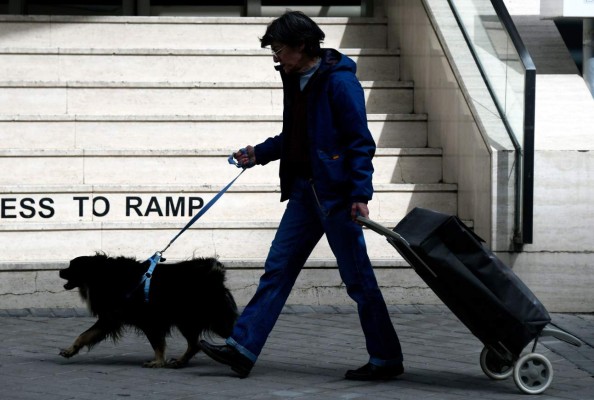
left=59, top=255, right=98, bottom=292
left=60, top=253, right=146, bottom=298
left=60, top=253, right=145, bottom=316
left=60, top=254, right=118, bottom=298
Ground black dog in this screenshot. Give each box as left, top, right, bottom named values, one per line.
left=59, top=253, right=237, bottom=368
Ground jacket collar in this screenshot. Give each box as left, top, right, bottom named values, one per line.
left=275, top=48, right=343, bottom=79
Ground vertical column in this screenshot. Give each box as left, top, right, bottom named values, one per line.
left=137, top=0, right=150, bottom=16
left=362, top=0, right=375, bottom=17
left=584, top=18, right=594, bottom=97
left=122, top=0, right=135, bottom=15
left=246, top=0, right=261, bottom=16
left=8, top=0, right=25, bottom=14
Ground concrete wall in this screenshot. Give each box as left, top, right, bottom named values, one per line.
left=385, top=0, right=516, bottom=251
left=0, top=14, right=451, bottom=310
left=387, top=0, right=594, bottom=312
left=504, top=0, right=594, bottom=312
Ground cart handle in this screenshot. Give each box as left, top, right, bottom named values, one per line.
left=357, top=216, right=404, bottom=241
left=356, top=215, right=438, bottom=278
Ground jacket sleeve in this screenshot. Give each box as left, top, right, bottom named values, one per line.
left=254, top=134, right=283, bottom=166
left=330, top=73, right=376, bottom=203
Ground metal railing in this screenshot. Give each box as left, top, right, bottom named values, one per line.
left=447, top=0, right=535, bottom=245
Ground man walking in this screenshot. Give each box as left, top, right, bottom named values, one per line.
left=200, top=11, right=404, bottom=381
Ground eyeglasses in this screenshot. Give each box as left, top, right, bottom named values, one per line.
left=270, top=46, right=286, bottom=57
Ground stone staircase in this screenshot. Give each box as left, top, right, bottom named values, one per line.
left=0, top=15, right=456, bottom=308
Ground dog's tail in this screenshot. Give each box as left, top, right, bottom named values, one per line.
left=207, top=287, right=238, bottom=339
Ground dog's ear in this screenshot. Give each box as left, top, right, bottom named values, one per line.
left=67, top=257, right=82, bottom=270
left=69, top=255, right=92, bottom=268
left=68, top=254, right=107, bottom=272
left=70, top=255, right=85, bottom=263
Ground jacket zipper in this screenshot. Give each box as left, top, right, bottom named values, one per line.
left=309, top=179, right=329, bottom=216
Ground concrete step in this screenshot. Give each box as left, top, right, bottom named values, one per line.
left=0, top=184, right=457, bottom=263
left=0, top=80, right=414, bottom=115
left=0, top=48, right=400, bottom=82
left=0, top=148, right=443, bottom=185
left=0, top=258, right=413, bottom=274
left=0, top=259, right=430, bottom=308
left=0, top=114, right=428, bottom=150
left=0, top=14, right=453, bottom=309
left=0, top=14, right=458, bottom=310
left=0, top=15, right=388, bottom=49
left=0, top=182, right=456, bottom=224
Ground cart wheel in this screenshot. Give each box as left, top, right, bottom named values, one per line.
left=513, top=353, right=553, bottom=395
left=479, top=347, right=513, bottom=380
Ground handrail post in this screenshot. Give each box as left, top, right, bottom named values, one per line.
left=488, top=0, right=536, bottom=245
left=522, top=69, right=535, bottom=244
left=448, top=0, right=535, bottom=246
left=584, top=19, right=594, bottom=96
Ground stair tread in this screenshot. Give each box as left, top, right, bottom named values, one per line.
left=0, top=15, right=388, bottom=24
left=0, top=218, right=470, bottom=238
left=0, top=80, right=413, bottom=88
left=0, top=11, right=461, bottom=310
left=0, top=147, right=441, bottom=156
left=0, top=183, right=457, bottom=192
left=0, top=113, right=427, bottom=121
left=0, top=220, right=423, bottom=232
left=0, top=257, right=411, bottom=271
left=0, top=47, right=400, bottom=56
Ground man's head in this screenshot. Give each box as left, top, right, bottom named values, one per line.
left=260, top=11, right=325, bottom=75
left=260, top=11, right=325, bottom=58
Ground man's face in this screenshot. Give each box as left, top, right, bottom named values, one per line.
left=271, top=42, right=312, bottom=75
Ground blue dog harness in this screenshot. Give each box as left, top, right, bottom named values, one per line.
left=140, top=251, right=162, bottom=302
left=139, top=150, right=249, bottom=302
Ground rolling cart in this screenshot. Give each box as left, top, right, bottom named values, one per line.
left=358, top=208, right=582, bottom=395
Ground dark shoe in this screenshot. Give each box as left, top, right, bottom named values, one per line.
left=200, top=340, right=254, bottom=378
left=345, top=362, right=404, bottom=381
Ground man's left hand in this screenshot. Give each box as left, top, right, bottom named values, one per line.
left=351, top=202, right=369, bottom=221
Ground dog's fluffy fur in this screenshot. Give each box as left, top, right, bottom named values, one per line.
left=59, top=253, right=237, bottom=368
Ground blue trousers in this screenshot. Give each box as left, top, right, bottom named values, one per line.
left=227, top=178, right=403, bottom=367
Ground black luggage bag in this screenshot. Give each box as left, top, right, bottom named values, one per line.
left=364, top=207, right=550, bottom=360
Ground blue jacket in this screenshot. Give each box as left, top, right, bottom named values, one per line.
left=254, top=49, right=376, bottom=214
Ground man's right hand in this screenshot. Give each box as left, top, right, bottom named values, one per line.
left=235, top=145, right=256, bottom=168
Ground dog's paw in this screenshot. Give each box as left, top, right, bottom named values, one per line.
left=59, top=348, right=77, bottom=358
left=164, top=358, right=188, bottom=369
left=143, top=360, right=168, bottom=368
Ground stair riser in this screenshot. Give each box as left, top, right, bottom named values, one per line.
left=0, top=268, right=438, bottom=309
left=0, top=200, right=457, bottom=263
left=0, top=119, right=428, bottom=150
left=0, top=155, right=442, bottom=184
left=0, top=20, right=387, bottom=49
left=0, top=53, right=399, bottom=82
left=0, top=15, right=457, bottom=311
left=0, top=190, right=455, bottom=225
left=0, top=86, right=413, bottom=115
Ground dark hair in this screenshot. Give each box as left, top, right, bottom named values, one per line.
left=260, top=11, right=325, bottom=57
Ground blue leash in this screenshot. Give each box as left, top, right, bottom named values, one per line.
left=159, top=167, right=246, bottom=255
left=139, top=150, right=249, bottom=302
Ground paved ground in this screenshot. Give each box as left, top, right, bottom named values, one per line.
left=1, top=305, right=593, bottom=400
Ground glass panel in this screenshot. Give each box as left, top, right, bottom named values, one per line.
left=448, top=0, right=535, bottom=243
left=449, top=0, right=525, bottom=147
